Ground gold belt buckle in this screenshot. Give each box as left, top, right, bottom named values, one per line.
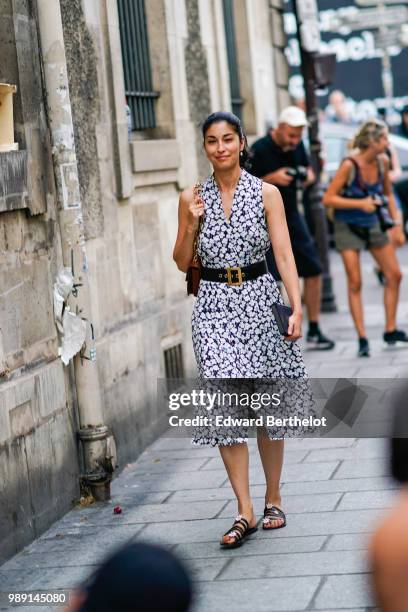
left=226, top=266, right=242, bottom=286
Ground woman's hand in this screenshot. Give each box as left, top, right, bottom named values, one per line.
left=360, top=196, right=377, bottom=214
left=173, top=186, right=205, bottom=272
left=187, top=193, right=205, bottom=231
left=284, top=310, right=303, bottom=342
left=388, top=224, right=406, bottom=248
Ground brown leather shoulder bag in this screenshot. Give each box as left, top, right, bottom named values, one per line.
left=186, top=182, right=203, bottom=296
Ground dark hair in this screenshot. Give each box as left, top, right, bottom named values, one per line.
left=391, top=394, right=408, bottom=484
left=391, top=438, right=408, bottom=483
left=202, top=111, right=250, bottom=169
left=79, top=542, right=193, bottom=612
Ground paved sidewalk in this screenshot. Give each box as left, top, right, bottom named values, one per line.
left=300, top=248, right=408, bottom=378
left=1, top=250, right=408, bottom=612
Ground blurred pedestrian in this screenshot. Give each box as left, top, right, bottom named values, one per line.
left=292, top=95, right=306, bottom=112
left=326, top=90, right=356, bottom=125
left=64, top=542, right=193, bottom=612
left=374, top=142, right=405, bottom=285
left=323, top=120, right=407, bottom=357
left=397, top=105, right=408, bottom=139
left=250, top=105, right=335, bottom=350
left=369, top=396, right=408, bottom=612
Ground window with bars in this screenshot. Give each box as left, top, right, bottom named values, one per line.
left=117, top=0, right=159, bottom=131
left=222, top=0, right=244, bottom=120
left=163, top=343, right=185, bottom=380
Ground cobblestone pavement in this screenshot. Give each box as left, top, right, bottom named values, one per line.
left=1, top=250, right=408, bottom=611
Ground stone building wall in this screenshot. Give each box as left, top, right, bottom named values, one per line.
left=65, top=0, right=199, bottom=469
left=0, top=0, right=288, bottom=563
left=0, top=0, right=79, bottom=563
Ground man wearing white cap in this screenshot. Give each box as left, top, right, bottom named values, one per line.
left=250, top=106, right=335, bottom=350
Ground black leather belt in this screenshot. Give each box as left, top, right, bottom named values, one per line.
left=201, top=260, right=267, bottom=286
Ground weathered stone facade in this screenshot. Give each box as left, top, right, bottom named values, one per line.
left=0, top=0, right=288, bottom=563
left=60, top=0, right=104, bottom=240
left=0, top=0, right=77, bottom=563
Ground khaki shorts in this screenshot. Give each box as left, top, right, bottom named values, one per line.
left=334, top=220, right=389, bottom=251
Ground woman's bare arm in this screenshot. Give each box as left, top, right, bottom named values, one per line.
left=173, top=187, right=203, bottom=272
left=263, top=182, right=302, bottom=340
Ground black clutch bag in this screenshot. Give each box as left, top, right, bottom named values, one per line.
left=272, top=303, right=293, bottom=336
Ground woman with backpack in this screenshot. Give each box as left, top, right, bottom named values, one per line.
left=323, top=120, right=407, bottom=357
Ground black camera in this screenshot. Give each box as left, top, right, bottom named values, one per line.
left=374, top=195, right=395, bottom=232
left=286, top=166, right=308, bottom=183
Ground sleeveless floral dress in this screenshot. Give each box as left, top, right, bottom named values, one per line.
left=191, top=169, right=312, bottom=445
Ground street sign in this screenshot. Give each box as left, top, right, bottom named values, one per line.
left=339, top=5, right=408, bottom=30
left=375, top=26, right=403, bottom=47
left=356, top=0, right=408, bottom=5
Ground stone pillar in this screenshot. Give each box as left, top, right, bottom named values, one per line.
left=59, top=0, right=104, bottom=240
left=184, top=0, right=211, bottom=179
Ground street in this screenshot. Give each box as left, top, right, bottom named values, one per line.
left=1, top=248, right=408, bottom=612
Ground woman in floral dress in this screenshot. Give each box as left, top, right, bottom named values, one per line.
left=173, top=112, right=308, bottom=549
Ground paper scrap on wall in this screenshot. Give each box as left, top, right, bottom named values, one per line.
left=53, top=267, right=86, bottom=365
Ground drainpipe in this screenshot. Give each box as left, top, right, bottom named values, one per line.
left=35, top=0, right=111, bottom=499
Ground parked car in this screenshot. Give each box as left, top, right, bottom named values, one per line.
left=320, top=121, right=408, bottom=181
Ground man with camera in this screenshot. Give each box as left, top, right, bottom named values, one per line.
left=250, top=106, right=335, bottom=350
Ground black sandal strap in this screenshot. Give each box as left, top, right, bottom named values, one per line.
left=264, top=506, right=285, bottom=520
left=223, top=516, right=249, bottom=540
left=223, top=527, right=243, bottom=541
left=235, top=517, right=249, bottom=529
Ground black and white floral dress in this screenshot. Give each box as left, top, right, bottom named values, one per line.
left=191, top=170, right=312, bottom=446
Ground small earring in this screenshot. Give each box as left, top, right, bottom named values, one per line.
left=240, top=151, right=243, bottom=157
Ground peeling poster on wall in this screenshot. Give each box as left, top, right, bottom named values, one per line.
left=60, top=162, right=81, bottom=209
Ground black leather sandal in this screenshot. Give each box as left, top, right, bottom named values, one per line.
left=262, top=504, right=286, bottom=530
left=220, top=515, right=258, bottom=549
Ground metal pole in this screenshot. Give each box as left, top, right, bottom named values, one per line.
left=36, top=0, right=112, bottom=500
left=293, top=1, right=337, bottom=313
left=378, top=2, right=394, bottom=122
